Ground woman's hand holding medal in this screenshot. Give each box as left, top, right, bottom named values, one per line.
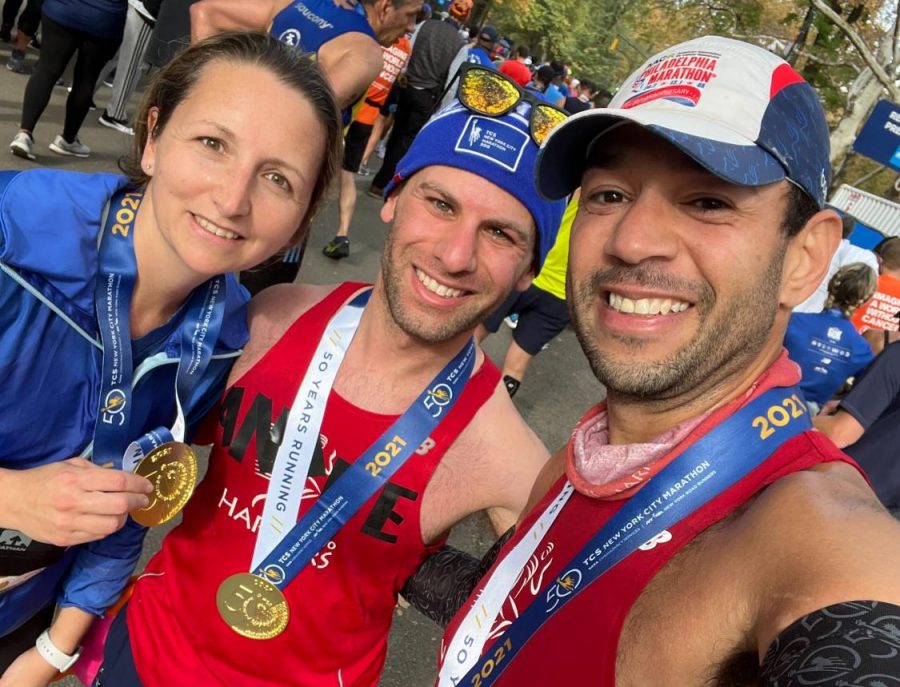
left=0, top=459, right=153, bottom=546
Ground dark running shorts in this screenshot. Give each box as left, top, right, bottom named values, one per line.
left=342, top=120, right=374, bottom=172
left=483, top=284, right=569, bottom=356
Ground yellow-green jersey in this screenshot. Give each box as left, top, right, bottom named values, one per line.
left=532, top=195, right=577, bottom=301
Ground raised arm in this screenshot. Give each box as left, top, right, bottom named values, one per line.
left=190, top=0, right=287, bottom=41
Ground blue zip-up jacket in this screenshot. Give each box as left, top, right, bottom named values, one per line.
left=0, top=169, right=249, bottom=635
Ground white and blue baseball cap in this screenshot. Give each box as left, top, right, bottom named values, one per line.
left=536, top=36, right=832, bottom=208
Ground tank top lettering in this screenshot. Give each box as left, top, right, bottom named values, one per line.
left=128, top=283, right=501, bottom=687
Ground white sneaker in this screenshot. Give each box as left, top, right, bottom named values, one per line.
left=98, top=111, right=134, bottom=136
left=9, top=131, right=35, bottom=160
left=49, top=135, right=90, bottom=158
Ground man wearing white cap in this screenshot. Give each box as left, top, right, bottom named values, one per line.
left=436, top=35, right=900, bottom=686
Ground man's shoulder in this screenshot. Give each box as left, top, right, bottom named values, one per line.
left=739, top=447, right=900, bottom=646
left=318, top=28, right=383, bottom=84
left=442, top=359, right=548, bottom=480
left=747, top=451, right=876, bottom=528
left=465, top=371, right=547, bottom=456
left=247, top=282, right=337, bottom=324
left=229, top=282, right=348, bottom=383
left=464, top=367, right=528, bottom=433
left=741, top=430, right=873, bottom=527
left=426, top=361, right=550, bottom=534
left=325, top=26, right=380, bottom=53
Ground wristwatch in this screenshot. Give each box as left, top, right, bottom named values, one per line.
left=35, top=629, right=82, bottom=672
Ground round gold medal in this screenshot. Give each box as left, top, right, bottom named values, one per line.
left=216, top=572, right=289, bottom=640
left=130, top=442, right=198, bottom=527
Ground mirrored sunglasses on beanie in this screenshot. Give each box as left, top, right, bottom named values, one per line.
left=441, top=63, right=569, bottom=146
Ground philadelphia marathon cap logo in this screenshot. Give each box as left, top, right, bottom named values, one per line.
left=623, top=48, right=721, bottom=109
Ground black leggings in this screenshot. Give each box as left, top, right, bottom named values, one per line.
left=0, top=604, right=54, bottom=673
left=20, top=13, right=120, bottom=141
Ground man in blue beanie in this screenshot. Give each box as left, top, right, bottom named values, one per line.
left=93, top=97, right=567, bottom=686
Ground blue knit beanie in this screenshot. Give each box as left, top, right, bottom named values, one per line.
left=383, top=100, right=566, bottom=271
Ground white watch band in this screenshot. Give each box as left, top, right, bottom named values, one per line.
left=35, top=629, right=81, bottom=672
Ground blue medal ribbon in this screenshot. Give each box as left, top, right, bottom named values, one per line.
left=251, top=338, right=478, bottom=589
left=92, top=190, right=143, bottom=466
left=458, top=386, right=812, bottom=687
left=123, top=274, right=226, bottom=466
left=92, top=189, right=227, bottom=469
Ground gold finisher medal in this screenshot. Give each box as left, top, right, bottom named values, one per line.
left=216, top=572, right=289, bottom=639
left=130, top=442, right=198, bottom=527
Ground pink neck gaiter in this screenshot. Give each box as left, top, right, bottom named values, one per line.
left=566, top=352, right=803, bottom=500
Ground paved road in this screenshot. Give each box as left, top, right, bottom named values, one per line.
left=0, top=42, right=602, bottom=686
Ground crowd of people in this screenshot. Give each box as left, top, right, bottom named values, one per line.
left=1, top=2, right=900, bottom=687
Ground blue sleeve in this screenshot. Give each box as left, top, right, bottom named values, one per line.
left=544, top=84, right=563, bottom=104
left=0, top=170, right=22, bottom=257
left=58, top=518, right=146, bottom=615
left=840, top=343, right=900, bottom=429
left=54, top=355, right=236, bottom=615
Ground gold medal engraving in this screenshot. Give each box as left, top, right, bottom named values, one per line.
left=130, top=442, right=198, bottom=527
left=216, top=573, right=289, bottom=639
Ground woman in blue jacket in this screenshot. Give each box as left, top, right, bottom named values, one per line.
left=0, top=31, right=341, bottom=685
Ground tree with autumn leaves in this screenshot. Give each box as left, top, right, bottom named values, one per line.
left=478, top=0, right=899, bottom=197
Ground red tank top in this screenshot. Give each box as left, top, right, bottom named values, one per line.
left=440, top=403, right=860, bottom=685
left=127, top=283, right=501, bottom=687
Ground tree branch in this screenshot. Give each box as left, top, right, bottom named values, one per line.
left=727, top=31, right=861, bottom=72
left=892, top=0, right=900, bottom=67
left=794, top=49, right=862, bottom=73
left=730, top=31, right=792, bottom=45
left=810, top=0, right=900, bottom=100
